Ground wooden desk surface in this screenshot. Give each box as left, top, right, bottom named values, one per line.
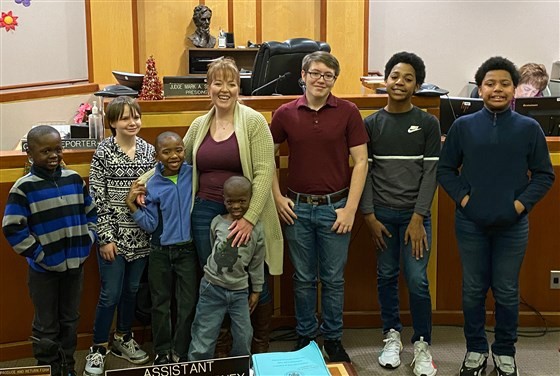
left=327, top=362, right=358, bottom=376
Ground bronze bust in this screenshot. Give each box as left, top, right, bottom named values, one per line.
left=188, top=5, right=216, bottom=48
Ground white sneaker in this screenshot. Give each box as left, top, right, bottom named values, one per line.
left=83, top=346, right=107, bottom=376
left=378, top=329, right=403, bottom=368
left=111, top=333, right=149, bottom=364
left=411, top=336, right=437, bottom=376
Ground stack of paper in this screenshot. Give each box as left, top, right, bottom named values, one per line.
left=252, top=341, right=330, bottom=376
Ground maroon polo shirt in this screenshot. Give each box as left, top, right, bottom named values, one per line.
left=270, top=94, right=368, bottom=195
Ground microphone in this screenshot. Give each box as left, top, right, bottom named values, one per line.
left=251, top=72, right=292, bottom=96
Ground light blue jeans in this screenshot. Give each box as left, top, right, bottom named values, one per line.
left=188, top=278, right=252, bottom=360
left=374, top=206, right=433, bottom=344
left=455, top=210, right=529, bottom=356
left=92, top=253, right=147, bottom=344
left=284, top=197, right=350, bottom=340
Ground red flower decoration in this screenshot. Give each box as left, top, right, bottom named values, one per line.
left=74, top=103, right=92, bottom=124
left=0, top=11, right=19, bottom=32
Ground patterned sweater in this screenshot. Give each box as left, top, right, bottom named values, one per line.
left=89, top=136, right=155, bottom=261
left=2, top=165, right=97, bottom=272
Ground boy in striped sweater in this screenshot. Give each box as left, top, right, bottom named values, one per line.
left=2, top=125, right=97, bottom=376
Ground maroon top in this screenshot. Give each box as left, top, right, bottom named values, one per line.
left=196, top=132, right=243, bottom=202
left=270, top=94, right=369, bottom=195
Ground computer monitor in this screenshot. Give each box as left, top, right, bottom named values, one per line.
left=439, top=97, right=484, bottom=135
left=112, top=71, right=144, bottom=91
left=515, top=96, right=560, bottom=136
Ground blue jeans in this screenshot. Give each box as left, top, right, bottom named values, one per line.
left=284, top=197, right=350, bottom=340
left=192, top=197, right=227, bottom=269
left=28, top=265, right=84, bottom=375
left=455, top=210, right=529, bottom=356
left=374, top=206, right=433, bottom=344
left=92, top=253, right=147, bottom=344
left=188, top=278, right=252, bottom=360
left=149, top=244, right=198, bottom=357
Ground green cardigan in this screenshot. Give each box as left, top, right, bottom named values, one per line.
left=184, top=102, right=284, bottom=275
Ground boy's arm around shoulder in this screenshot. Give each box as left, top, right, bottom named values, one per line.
left=130, top=180, right=160, bottom=234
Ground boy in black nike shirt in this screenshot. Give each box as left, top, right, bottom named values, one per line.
left=359, top=51, right=440, bottom=376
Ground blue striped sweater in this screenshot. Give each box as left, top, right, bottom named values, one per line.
left=2, top=165, right=97, bottom=272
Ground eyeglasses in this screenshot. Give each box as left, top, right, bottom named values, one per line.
left=305, top=70, right=337, bottom=82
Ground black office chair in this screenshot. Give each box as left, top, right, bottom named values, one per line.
left=250, top=38, right=331, bottom=96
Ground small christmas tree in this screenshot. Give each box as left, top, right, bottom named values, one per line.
left=138, top=55, right=164, bottom=100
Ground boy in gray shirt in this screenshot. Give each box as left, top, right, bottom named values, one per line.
left=188, top=176, right=265, bottom=360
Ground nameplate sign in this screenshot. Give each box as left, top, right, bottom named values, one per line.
left=164, top=82, right=208, bottom=97
left=0, top=366, right=50, bottom=376
left=105, top=356, right=250, bottom=376
left=21, top=138, right=99, bottom=151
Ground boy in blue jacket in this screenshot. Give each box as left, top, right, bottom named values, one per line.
left=2, top=125, right=97, bottom=376
left=126, top=131, right=197, bottom=364
left=437, top=56, right=555, bottom=376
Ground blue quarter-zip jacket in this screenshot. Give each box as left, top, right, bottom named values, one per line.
left=132, top=162, right=193, bottom=245
left=437, top=106, right=555, bottom=228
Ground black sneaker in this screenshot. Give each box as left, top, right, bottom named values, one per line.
left=492, top=354, right=519, bottom=376
left=459, top=352, right=488, bottom=376
left=153, top=353, right=169, bottom=366
left=292, top=336, right=315, bottom=351
left=322, top=339, right=351, bottom=363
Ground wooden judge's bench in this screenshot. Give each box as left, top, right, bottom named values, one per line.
left=1, top=95, right=559, bottom=361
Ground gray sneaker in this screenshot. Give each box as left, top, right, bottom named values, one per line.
left=493, top=354, right=519, bottom=376
left=83, top=346, right=107, bottom=376
left=111, top=333, right=149, bottom=364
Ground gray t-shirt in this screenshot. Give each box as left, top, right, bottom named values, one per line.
left=204, top=215, right=265, bottom=292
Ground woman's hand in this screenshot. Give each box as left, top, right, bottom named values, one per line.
left=99, top=242, right=118, bottom=262
left=227, top=217, right=254, bottom=247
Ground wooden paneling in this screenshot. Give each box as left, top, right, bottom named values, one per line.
left=261, top=1, right=319, bottom=43
left=205, top=1, right=229, bottom=46
left=232, top=0, right=257, bottom=47
left=136, top=0, right=198, bottom=77
left=326, top=1, right=366, bottom=95
left=89, top=0, right=136, bottom=84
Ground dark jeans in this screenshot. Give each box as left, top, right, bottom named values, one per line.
left=455, top=210, right=529, bottom=356
left=92, top=253, right=147, bottom=344
left=192, top=197, right=227, bottom=269
left=28, top=265, right=84, bottom=375
left=374, top=206, right=433, bottom=344
left=149, top=243, right=198, bottom=358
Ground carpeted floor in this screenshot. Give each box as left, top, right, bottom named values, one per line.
left=1, top=326, right=559, bottom=375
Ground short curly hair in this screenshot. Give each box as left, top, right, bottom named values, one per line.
left=474, top=56, right=519, bottom=87
left=384, top=51, right=426, bottom=86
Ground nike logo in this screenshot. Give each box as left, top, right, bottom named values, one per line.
left=407, top=125, right=421, bottom=133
